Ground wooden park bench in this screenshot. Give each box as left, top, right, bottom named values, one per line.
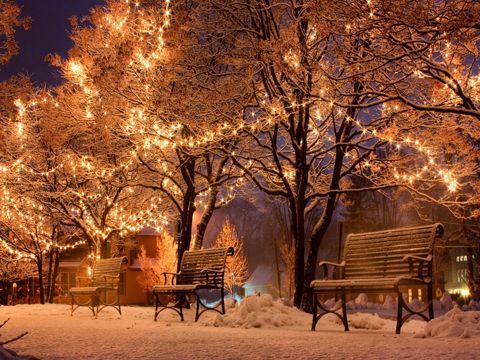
left=310, top=223, right=444, bottom=334
left=152, top=247, right=234, bottom=322
left=69, top=257, right=123, bottom=317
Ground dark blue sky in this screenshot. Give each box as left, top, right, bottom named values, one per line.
left=0, top=0, right=104, bottom=86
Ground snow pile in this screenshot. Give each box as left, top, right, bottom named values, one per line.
left=347, top=313, right=386, bottom=330
left=355, top=293, right=369, bottom=307
left=347, top=293, right=391, bottom=310
left=462, top=300, right=480, bottom=311
left=347, top=293, right=374, bottom=310
left=424, top=307, right=480, bottom=338
left=440, top=292, right=453, bottom=310
left=208, top=294, right=310, bottom=329
left=382, top=295, right=397, bottom=310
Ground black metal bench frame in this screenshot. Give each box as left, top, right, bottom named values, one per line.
left=69, top=257, right=123, bottom=317
left=152, top=247, right=234, bottom=322
left=310, top=223, right=444, bottom=334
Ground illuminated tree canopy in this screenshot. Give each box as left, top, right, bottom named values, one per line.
left=0, top=0, right=479, bottom=309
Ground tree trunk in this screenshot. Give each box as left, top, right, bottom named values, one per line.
left=272, top=235, right=282, bottom=299
left=176, top=189, right=196, bottom=271
left=301, top=194, right=337, bottom=311
left=293, top=200, right=306, bottom=307
left=48, top=250, right=60, bottom=303
left=45, top=248, right=54, bottom=303
left=192, top=187, right=219, bottom=249
left=36, top=256, right=45, bottom=304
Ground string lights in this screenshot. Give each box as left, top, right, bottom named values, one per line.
left=1, top=0, right=470, bottom=265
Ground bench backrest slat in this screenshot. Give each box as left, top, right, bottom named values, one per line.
left=177, top=247, right=231, bottom=286
left=342, top=223, right=443, bottom=279
left=91, top=257, right=123, bottom=287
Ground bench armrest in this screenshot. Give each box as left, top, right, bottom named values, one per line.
left=201, top=268, right=224, bottom=286
left=162, top=272, right=181, bottom=285
left=402, top=255, right=432, bottom=262
left=318, top=261, right=346, bottom=280
left=402, top=255, right=432, bottom=278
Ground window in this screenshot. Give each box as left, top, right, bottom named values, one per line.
left=457, top=268, right=469, bottom=283
left=58, top=272, right=76, bottom=296
left=408, top=289, right=413, bottom=303
left=418, top=288, right=422, bottom=301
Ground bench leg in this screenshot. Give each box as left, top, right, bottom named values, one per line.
left=96, top=289, right=121, bottom=317
left=153, top=293, right=185, bottom=321
left=396, top=291, right=403, bottom=334
left=341, top=291, right=349, bottom=331
left=397, top=288, right=432, bottom=334
left=221, top=287, right=226, bottom=315
left=118, top=288, right=122, bottom=315
left=179, top=297, right=185, bottom=321
left=427, top=283, right=434, bottom=320
left=311, top=292, right=318, bottom=331
left=194, top=289, right=226, bottom=322
left=195, top=294, right=201, bottom=322
left=71, top=295, right=74, bottom=316
left=93, top=293, right=100, bottom=318
left=154, top=292, right=159, bottom=321
left=311, top=291, right=348, bottom=331
left=70, top=293, right=96, bottom=317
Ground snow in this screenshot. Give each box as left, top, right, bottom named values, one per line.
left=423, top=307, right=480, bottom=338
left=207, top=294, right=309, bottom=328
left=346, top=313, right=386, bottom=330
left=1, top=297, right=479, bottom=359
left=382, top=294, right=397, bottom=310
left=440, top=292, right=453, bottom=310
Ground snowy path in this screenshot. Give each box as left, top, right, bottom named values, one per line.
left=1, top=304, right=478, bottom=359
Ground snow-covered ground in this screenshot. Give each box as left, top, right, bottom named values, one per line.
left=1, top=294, right=479, bottom=359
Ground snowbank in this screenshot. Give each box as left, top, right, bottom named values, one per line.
left=440, top=292, right=453, bottom=310
left=207, top=294, right=310, bottom=329
left=210, top=294, right=387, bottom=331
left=347, top=313, right=386, bottom=330
left=424, top=307, right=480, bottom=338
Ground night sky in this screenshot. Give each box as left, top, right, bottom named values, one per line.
left=0, top=0, right=104, bottom=86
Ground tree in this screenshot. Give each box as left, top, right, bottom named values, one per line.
left=137, top=231, right=177, bottom=291
left=0, top=185, right=84, bottom=304
left=197, top=0, right=480, bottom=309
left=0, top=0, right=30, bottom=66
left=213, top=218, right=249, bottom=297
left=50, top=0, right=246, bottom=263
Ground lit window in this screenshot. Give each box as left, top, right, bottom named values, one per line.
left=408, top=289, right=413, bottom=303
left=456, top=256, right=460, bottom=262
left=418, top=288, right=422, bottom=301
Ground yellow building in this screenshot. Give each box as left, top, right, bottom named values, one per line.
left=56, top=233, right=162, bottom=306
